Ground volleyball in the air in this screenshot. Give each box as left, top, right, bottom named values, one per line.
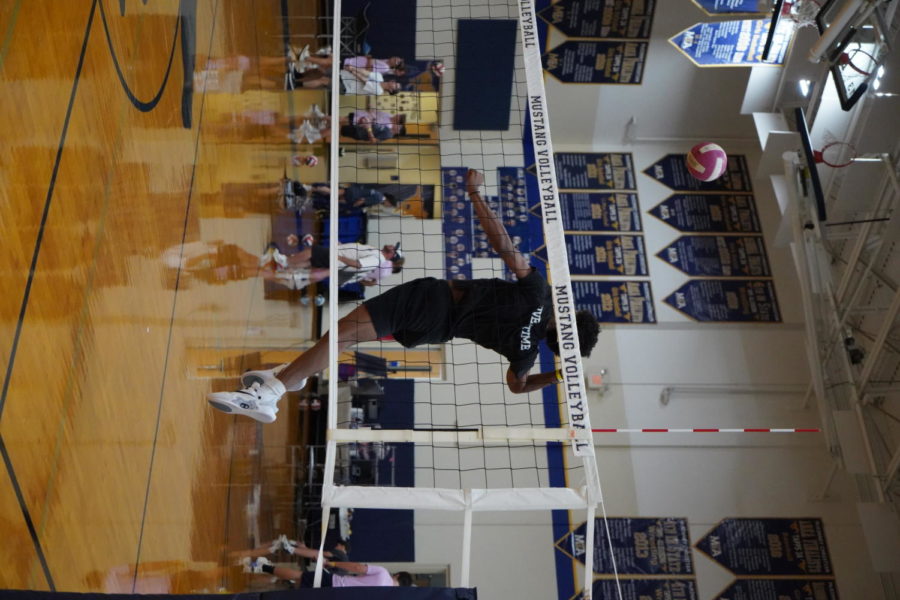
left=293, top=154, right=319, bottom=167
left=685, top=142, right=727, bottom=182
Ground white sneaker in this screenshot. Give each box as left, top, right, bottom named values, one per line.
left=269, top=534, right=299, bottom=554
left=241, top=363, right=289, bottom=387
left=272, top=248, right=289, bottom=269
left=259, top=246, right=276, bottom=267
left=295, top=119, right=322, bottom=144
left=241, top=556, right=271, bottom=574
left=307, top=104, right=325, bottom=119
left=297, top=44, right=310, bottom=65
left=207, top=381, right=286, bottom=423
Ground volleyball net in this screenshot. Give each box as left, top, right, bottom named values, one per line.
left=313, top=1, right=613, bottom=597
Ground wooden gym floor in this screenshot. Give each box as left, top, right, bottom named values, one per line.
left=0, top=0, right=325, bottom=593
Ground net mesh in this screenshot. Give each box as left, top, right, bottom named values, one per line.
left=300, top=0, right=610, bottom=596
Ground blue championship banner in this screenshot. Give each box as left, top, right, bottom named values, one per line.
left=644, top=154, right=753, bottom=193
left=537, top=234, right=648, bottom=276
left=691, top=0, right=768, bottom=15
left=552, top=152, right=637, bottom=190
left=665, top=279, right=781, bottom=322
left=714, top=579, right=840, bottom=600
left=574, top=280, right=656, bottom=324
left=657, top=235, right=771, bottom=277
left=670, top=19, right=792, bottom=66
left=573, top=234, right=648, bottom=276
left=649, top=194, right=761, bottom=233
left=441, top=167, right=473, bottom=280
left=543, top=40, right=648, bottom=84
left=560, top=192, right=643, bottom=232
left=696, top=518, right=834, bottom=576
left=539, top=0, right=656, bottom=39
left=558, top=517, right=694, bottom=575
left=582, top=579, right=699, bottom=600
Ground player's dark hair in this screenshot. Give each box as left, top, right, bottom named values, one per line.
left=395, top=571, right=414, bottom=587
left=383, top=193, right=398, bottom=207
left=391, top=256, right=405, bottom=273
left=544, top=311, right=600, bottom=357
left=576, top=310, right=600, bottom=356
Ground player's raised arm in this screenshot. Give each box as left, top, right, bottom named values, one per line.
left=465, top=169, right=531, bottom=280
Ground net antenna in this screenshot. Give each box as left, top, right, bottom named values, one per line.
left=308, top=1, right=617, bottom=598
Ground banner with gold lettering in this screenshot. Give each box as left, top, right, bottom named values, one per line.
left=557, top=517, right=694, bottom=575
left=696, top=518, right=834, bottom=576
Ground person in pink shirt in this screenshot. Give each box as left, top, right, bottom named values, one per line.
left=242, top=552, right=413, bottom=588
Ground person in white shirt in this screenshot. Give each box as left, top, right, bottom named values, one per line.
left=296, top=66, right=402, bottom=94
left=260, top=237, right=404, bottom=290
left=288, top=238, right=403, bottom=287
left=338, top=64, right=402, bottom=95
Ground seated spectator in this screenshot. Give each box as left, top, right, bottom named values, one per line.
left=340, top=110, right=407, bottom=142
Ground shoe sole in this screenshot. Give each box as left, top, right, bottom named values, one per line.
left=207, top=397, right=277, bottom=423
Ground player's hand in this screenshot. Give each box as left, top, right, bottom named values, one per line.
left=465, top=169, right=484, bottom=195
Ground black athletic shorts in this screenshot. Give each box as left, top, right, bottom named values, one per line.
left=300, top=571, right=333, bottom=588
left=363, top=277, right=454, bottom=347
left=309, top=245, right=330, bottom=268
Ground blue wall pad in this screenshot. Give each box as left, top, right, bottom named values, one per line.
left=342, top=0, right=417, bottom=59
left=348, top=379, right=415, bottom=562
left=453, top=20, right=517, bottom=130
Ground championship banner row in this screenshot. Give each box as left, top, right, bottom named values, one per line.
left=542, top=23, right=792, bottom=86
left=558, top=517, right=838, bottom=600
left=533, top=152, right=754, bottom=193
left=535, top=1, right=792, bottom=85
left=442, top=167, right=781, bottom=324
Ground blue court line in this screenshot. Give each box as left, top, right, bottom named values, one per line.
left=0, top=1, right=99, bottom=590
left=129, top=0, right=218, bottom=591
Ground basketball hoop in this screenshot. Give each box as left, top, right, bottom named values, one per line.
left=839, top=44, right=877, bottom=77
left=813, top=140, right=857, bottom=168
left=786, top=0, right=822, bottom=29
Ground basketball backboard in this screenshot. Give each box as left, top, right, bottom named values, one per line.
left=815, top=0, right=892, bottom=110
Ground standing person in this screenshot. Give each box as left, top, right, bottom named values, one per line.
left=339, top=65, right=402, bottom=95
left=297, top=52, right=406, bottom=76
left=276, top=237, right=404, bottom=287
left=308, top=183, right=399, bottom=213
left=292, top=64, right=403, bottom=94
left=207, top=170, right=600, bottom=422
